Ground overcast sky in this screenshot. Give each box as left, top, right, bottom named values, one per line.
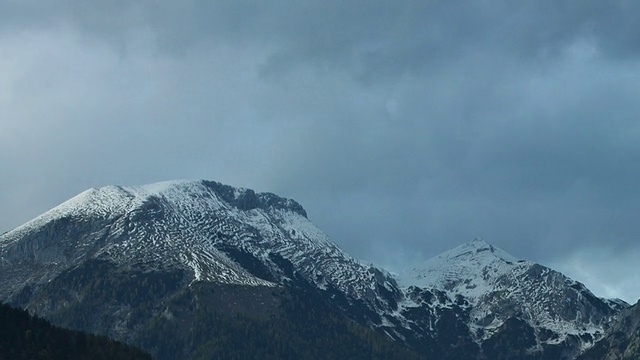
left=1, top=1, right=640, bottom=303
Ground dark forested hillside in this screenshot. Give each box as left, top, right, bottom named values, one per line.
left=0, top=302, right=151, bottom=360
left=10, top=259, right=424, bottom=360
left=137, top=282, right=426, bottom=360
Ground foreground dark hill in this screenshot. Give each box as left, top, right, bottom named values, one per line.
left=0, top=179, right=631, bottom=359
left=0, top=301, right=150, bottom=360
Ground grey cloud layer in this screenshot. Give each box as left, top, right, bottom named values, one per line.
left=1, top=1, right=640, bottom=302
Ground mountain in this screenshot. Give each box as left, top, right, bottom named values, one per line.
left=0, top=180, right=383, bottom=298
left=0, top=180, right=418, bottom=359
left=0, top=301, right=151, bottom=360
left=0, top=179, right=629, bottom=359
left=398, top=238, right=628, bottom=359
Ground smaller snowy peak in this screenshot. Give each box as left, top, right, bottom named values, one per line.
left=398, top=238, right=524, bottom=298
left=449, top=237, right=519, bottom=263
left=398, top=237, right=623, bottom=350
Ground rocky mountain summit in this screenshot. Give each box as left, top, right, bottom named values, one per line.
left=0, top=179, right=632, bottom=359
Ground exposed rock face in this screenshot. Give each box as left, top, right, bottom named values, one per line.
left=0, top=180, right=629, bottom=359
left=577, top=301, right=640, bottom=360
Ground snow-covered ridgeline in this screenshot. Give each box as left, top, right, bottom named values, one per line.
left=1, top=180, right=383, bottom=301
left=1, top=179, right=627, bottom=359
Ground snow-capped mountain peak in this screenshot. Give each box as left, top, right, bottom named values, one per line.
left=1, top=179, right=389, bottom=308
left=2, top=180, right=307, bottom=245
left=399, top=237, right=523, bottom=299
left=397, top=237, right=625, bottom=356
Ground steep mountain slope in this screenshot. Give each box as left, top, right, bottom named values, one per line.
left=577, top=301, right=640, bottom=360
left=0, top=179, right=629, bottom=359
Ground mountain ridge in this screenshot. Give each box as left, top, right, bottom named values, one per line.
left=0, top=179, right=632, bottom=359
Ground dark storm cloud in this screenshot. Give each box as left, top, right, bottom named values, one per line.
left=5, top=1, right=640, bottom=66
left=2, top=1, right=640, bottom=301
